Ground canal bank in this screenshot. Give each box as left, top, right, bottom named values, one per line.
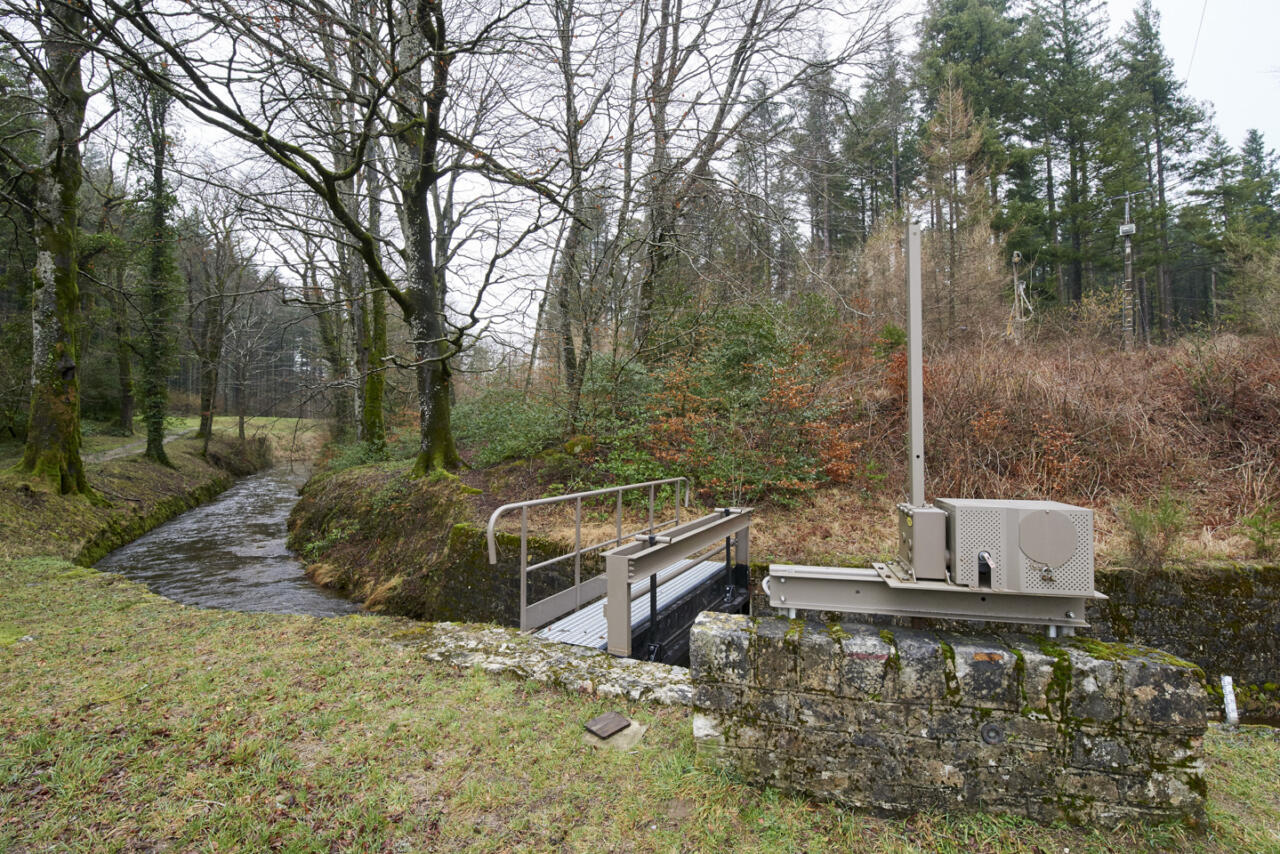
left=1, top=432, right=274, bottom=565
left=97, top=466, right=358, bottom=617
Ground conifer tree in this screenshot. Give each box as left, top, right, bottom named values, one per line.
left=1026, top=0, right=1109, bottom=304
left=1113, top=0, right=1205, bottom=335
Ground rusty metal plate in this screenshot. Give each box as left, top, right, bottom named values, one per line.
left=584, top=711, right=631, bottom=740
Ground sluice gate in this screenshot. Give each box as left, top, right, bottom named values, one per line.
left=485, top=479, right=751, bottom=665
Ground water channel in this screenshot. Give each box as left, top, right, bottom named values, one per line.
left=96, top=467, right=360, bottom=617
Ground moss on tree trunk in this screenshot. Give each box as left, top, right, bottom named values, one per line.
left=19, top=0, right=92, bottom=496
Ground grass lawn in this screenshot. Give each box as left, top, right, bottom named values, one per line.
left=2, top=557, right=1278, bottom=853
left=0, top=416, right=323, bottom=470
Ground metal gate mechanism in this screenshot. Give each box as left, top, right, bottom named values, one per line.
left=763, top=223, right=1105, bottom=634
left=487, top=225, right=1103, bottom=657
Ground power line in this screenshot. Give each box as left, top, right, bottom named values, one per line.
left=1184, top=0, right=1210, bottom=84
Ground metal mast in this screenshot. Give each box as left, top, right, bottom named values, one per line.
left=906, top=222, right=924, bottom=506
left=1109, top=189, right=1148, bottom=351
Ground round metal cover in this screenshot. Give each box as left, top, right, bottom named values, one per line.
left=1019, top=508, right=1076, bottom=568
left=980, top=722, right=1005, bottom=745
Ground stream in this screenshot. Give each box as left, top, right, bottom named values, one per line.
left=96, top=466, right=360, bottom=617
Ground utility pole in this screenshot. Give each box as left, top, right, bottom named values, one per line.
left=1109, top=189, right=1149, bottom=351
left=1005, top=250, right=1032, bottom=342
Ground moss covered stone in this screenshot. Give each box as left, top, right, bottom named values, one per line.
left=692, top=614, right=1208, bottom=828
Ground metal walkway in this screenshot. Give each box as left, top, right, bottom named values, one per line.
left=535, top=558, right=728, bottom=650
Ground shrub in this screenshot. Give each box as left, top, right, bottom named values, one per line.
left=1241, top=504, right=1280, bottom=560
left=1114, top=490, right=1187, bottom=571
left=323, top=439, right=393, bottom=474
left=576, top=355, right=656, bottom=435
left=623, top=336, right=860, bottom=504
left=453, top=387, right=560, bottom=466
left=873, top=322, right=906, bottom=358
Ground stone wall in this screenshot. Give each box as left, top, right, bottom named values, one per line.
left=749, top=562, right=1280, bottom=721
left=1089, top=566, right=1280, bottom=720
left=690, top=612, right=1207, bottom=827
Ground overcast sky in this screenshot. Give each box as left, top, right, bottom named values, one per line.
left=893, top=0, right=1279, bottom=154
left=1106, top=0, right=1280, bottom=153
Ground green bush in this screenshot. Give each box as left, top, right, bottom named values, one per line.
left=576, top=355, right=656, bottom=435
left=324, top=439, right=393, bottom=474
left=587, top=298, right=859, bottom=505
left=1241, top=504, right=1280, bottom=560
left=1114, top=490, right=1187, bottom=571
left=873, top=322, right=907, bottom=358
left=453, top=387, right=560, bottom=466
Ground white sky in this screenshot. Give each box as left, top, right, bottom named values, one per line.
left=1106, top=0, right=1276, bottom=153
left=891, top=0, right=1279, bottom=155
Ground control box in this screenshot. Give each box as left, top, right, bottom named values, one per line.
left=896, top=503, right=947, bottom=580
left=933, top=498, right=1094, bottom=596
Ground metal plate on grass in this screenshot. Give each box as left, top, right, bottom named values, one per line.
left=585, top=711, right=631, bottom=739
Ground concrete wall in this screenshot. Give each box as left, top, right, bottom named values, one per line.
left=690, top=612, right=1207, bottom=827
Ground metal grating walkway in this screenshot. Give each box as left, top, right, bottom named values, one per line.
left=535, top=558, right=728, bottom=649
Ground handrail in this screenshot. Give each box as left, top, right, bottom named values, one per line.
left=484, top=476, right=692, bottom=632
left=485, top=477, right=690, bottom=564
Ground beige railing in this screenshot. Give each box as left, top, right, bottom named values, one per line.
left=485, top=478, right=690, bottom=631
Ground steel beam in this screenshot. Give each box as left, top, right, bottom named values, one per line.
left=767, top=564, right=1091, bottom=628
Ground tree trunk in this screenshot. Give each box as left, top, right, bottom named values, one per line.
left=404, top=188, right=460, bottom=474
left=1066, top=141, right=1083, bottom=303
left=21, top=0, right=92, bottom=495
left=1045, top=141, right=1065, bottom=303
left=138, top=74, right=175, bottom=468
left=233, top=363, right=246, bottom=441
left=109, top=275, right=134, bottom=435
left=360, top=282, right=387, bottom=447
left=1154, top=113, right=1173, bottom=338
left=359, top=154, right=387, bottom=448
left=195, top=293, right=224, bottom=443
left=408, top=301, right=460, bottom=474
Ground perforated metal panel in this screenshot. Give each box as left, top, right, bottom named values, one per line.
left=1022, top=508, right=1093, bottom=593
left=935, top=498, right=1094, bottom=596
left=941, top=503, right=1004, bottom=589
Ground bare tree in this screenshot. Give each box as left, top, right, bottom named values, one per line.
left=627, top=0, right=892, bottom=351
left=177, top=183, right=262, bottom=454
left=87, top=0, right=563, bottom=473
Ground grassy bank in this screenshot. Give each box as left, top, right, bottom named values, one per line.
left=3, top=556, right=1279, bottom=853
left=0, top=418, right=322, bottom=565
left=289, top=461, right=580, bottom=624
left=0, top=436, right=264, bottom=565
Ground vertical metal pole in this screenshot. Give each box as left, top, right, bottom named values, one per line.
left=906, top=222, right=925, bottom=507
left=615, top=491, right=622, bottom=546
left=519, top=507, right=529, bottom=631
left=675, top=480, right=681, bottom=525
left=574, top=497, right=582, bottom=609
left=1123, top=233, right=1135, bottom=351
left=723, top=506, right=732, bottom=574
left=648, top=484, right=655, bottom=533
left=648, top=581, right=658, bottom=655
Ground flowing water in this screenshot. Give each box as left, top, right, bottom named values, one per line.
left=96, top=467, right=360, bottom=617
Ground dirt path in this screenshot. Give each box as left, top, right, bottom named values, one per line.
left=85, top=430, right=193, bottom=463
